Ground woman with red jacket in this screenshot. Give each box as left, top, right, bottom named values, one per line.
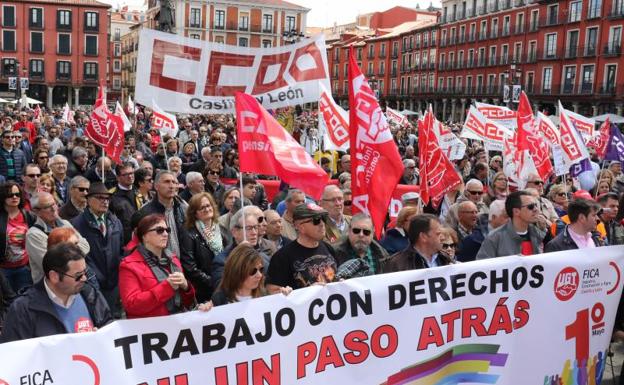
left=119, top=214, right=195, bottom=318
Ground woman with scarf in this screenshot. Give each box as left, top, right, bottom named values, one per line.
left=119, top=214, right=195, bottom=318
left=180, top=192, right=224, bottom=302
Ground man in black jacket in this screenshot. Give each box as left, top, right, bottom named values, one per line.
left=333, top=213, right=388, bottom=276
left=0, top=243, right=112, bottom=343
left=545, top=199, right=605, bottom=252
left=110, top=162, right=140, bottom=244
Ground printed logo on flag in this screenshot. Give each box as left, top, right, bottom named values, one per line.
left=354, top=90, right=391, bottom=144
left=553, top=267, right=579, bottom=301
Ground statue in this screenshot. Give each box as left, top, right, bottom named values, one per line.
left=158, top=0, right=174, bottom=33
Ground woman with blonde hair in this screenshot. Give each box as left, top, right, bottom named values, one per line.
left=439, top=226, right=459, bottom=262
left=38, top=174, right=61, bottom=203
left=211, top=243, right=267, bottom=306
left=547, top=184, right=569, bottom=217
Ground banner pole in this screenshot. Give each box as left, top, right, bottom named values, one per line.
left=239, top=171, right=247, bottom=242
left=101, top=147, right=105, bottom=183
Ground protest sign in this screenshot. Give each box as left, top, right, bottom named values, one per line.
left=135, top=29, right=331, bottom=114
left=0, top=246, right=621, bottom=385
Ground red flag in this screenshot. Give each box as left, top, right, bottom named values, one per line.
left=348, top=47, right=403, bottom=237
left=235, top=92, right=329, bottom=199
left=418, top=108, right=462, bottom=208
left=33, top=104, right=41, bottom=120
left=592, top=117, right=611, bottom=159
left=85, top=85, right=111, bottom=146
left=105, top=113, right=125, bottom=164
left=515, top=91, right=552, bottom=181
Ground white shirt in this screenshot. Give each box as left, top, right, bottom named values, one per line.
left=44, top=278, right=76, bottom=309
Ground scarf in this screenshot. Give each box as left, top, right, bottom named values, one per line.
left=137, top=244, right=183, bottom=314
left=195, top=220, right=223, bottom=254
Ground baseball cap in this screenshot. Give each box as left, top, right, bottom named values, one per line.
left=572, top=190, right=593, bottom=201
left=293, top=203, right=328, bottom=221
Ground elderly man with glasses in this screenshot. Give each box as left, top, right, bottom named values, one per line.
left=26, top=192, right=90, bottom=283
left=444, top=179, right=488, bottom=228
left=0, top=130, right=26, bottom=183
left=333, top=213, right=388, bottom=277
left=59, top=176, right=90, bottom=221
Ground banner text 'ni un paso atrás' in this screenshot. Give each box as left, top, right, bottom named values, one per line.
left=0, top=246, right=622, bottom=385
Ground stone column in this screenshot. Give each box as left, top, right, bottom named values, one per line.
left=451, top=99, right=457, bottom=123
left=460, top=98, right=467, bottom=121
left=47, top=86, right=54, bottom=109
left=592, top=104, right=598, bottom=117
left=74, top=88, right=80, bottom=108
left=442, top=99, right=449, bottom=122
left=617, top=104, right=624, bottom=116
left=433, top=100, right=440, bottom=117
left=572, top=102, right=579, bottom=113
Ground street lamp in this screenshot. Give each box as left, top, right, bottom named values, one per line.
left=369, top=75, right=379, bottom=98
left=504, top=60, right=522, bottom=108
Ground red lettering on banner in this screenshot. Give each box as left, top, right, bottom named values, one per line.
left=288, top=42, right=327, bottom=83
left=149, top=40, right=202, bottom=94
left=479, top=107, right=517, bottom=119
left=319, top=93, right=349, bottom=146
left=138, top=374, right=189, bottom=385
left=465, top=113, right=486, bottom=136
left=204, top=52, right=255, bottom=96
left=484, top=122, right=506, bottom=141
left=560, top=129, right=582, bottom=159
left=252, top=52, right=291, bottom=94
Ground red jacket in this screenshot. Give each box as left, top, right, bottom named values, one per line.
left=13, top=121, right=36, bottom=144
left=119, top=248, right=195, bottom=319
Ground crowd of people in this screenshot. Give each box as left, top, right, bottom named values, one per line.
left=0, top=103, right=623, bottom=380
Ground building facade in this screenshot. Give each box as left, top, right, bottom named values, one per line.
left=121, top=23, right=141, bottom=105
left=0, top=0, right=110, bottom=108
left=148, top=0, right=310, bottom=47
left=109, top=7, right=145, bottom=103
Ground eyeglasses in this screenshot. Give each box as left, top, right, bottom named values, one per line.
left=198, top=204, right=212, bottom=212
left=442, top=243, right=456, bottom=249
left=91, top=195, right=110, bottom=202
left=55, top=269, right=90, bottom=282
left=257, top=216, right=265, bottom=223
left=344, top=200, right=352, bottom=206
left=301, top=216, right=324, bottom=226
left=51, top=163, right=67, bottom=167
left=467, top=190, right=484, bottom=195
left=235, top=224, right=259, bottom=232
left=352, top=227, right=372, bottom=236
left=528, top=181, right=544, bottom=185
left=521, top=203, right=538, bottom=211
left=26, top=173, right=41, bottom=178
left=73, top=187, right=89, bottom=193
left=248, top=267, right=264, bottom=276
left=208, top=170, right=220, bottom=176
left=147, top=226, right=171, bottom=235
left=556, top=192, right=567, bottom=197
left=6, top=192, right=20, bottom=198
left=38, top=156, right=49, bottom=160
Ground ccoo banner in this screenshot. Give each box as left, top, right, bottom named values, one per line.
left=0, top=247, right=622, bottom=385
left=135, top=29, right=331, bottom=114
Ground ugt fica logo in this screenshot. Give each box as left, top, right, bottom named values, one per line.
left=554, top=267, right=579, bottom=302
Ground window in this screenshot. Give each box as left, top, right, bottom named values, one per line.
left=379, top=61, right=385, bottom=75
left=113, top=59, right=121, bottom=72
left=368, top=44, right=374, bottom=58
left=526, top=72, right=534, bottom=93
left=562, top=66, right=576, bottom=93
left=605, top=64, right=617, bottom=92
left=262, top=14, right=273, bottom=32
left=581, top=65, right=594, bottom=93
left=547, top=5, right=558, bottom=24
left=514, top=42, right=522, bottom=61
left=491, top=18, right=498, bottom=38
left=114, top=28, right=120, bottom=41
left=530, top=10, right=538, bottom=31
left=113, top=77, right=121, bottom=90
left=545, top=33, right=557, bottom=58
left=57, top=10, right=71, bottom=29
left=2, top=58, right=16, bottom=76
left=528, top=41, right=537, bottom=61
left=569, top=1, right=581, bottom=22
left=215, top=10, right=225, bottom=29
left=2, top=6, right=15, bottom=27
left=502, top=16, right=510, bottom=35
left=190, top=8, right=201, bottom=28
left=30, top=8, right=43, bottom=28
left=586, top=27, right=598, bottom=56
left=84, top=62, right=98, bottom=80
left=30, top=59, right=43, bottom=77
left=239, top=11, right=249, bottom=30
left=57, top=61, right=71, bottom=80
left=489, top=46, right=497, bottom=65
left=285, top=16, right=296, bottom=32
left=58, top=33, right=70, bottom=54
left=588, top=0, right=601, bottom=18
left=501, top=44, right=509, bottom=64
left=214, top=35, right=224, bottom=44
left=542, top=68, right=552, bottom=93
left=567, top=30, right=579, bottom=58
left=480, top=20, right=487, bottom=39
left=515, top=13, right=524, bottom=34
left=239, top=37, right=248, bottom=47
left=85, top=35, right=97, bottom=55
left=380, top=43, right=386, bottom=56
left=608, top=26, right=622, bottom=52
left=114, top=43, right=121, bottom=56
left=392, top=41, right=399, bottom=57
left=85, top=11, right=98, bottom=31
left=2, top=30, right=15, bottom=51
left=31, top=31, right=43, bottom=53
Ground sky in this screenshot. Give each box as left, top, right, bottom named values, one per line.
left=99, top=0, right=441, bottom=27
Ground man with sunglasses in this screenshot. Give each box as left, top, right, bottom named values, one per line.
left=477, top=191, right=546, bottom=259
left=267, top=203, right=337, bottom=292
left=21, top=163, right=41, bottom=209
left=72, top=183, right=124, bottom=317
left=333, top=213, right=388, bottom=276
left=0, top=243, right=112, bottom=343
left=27, top=192, right=91, bottom=283
left=0, top=130, right=26, bottom=184
left=59, top=176, right=90, bottom=221
left=525, top=174, right=558, bottom=224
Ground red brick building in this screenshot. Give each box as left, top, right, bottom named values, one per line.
left=0, top=0, right=111, bottom=108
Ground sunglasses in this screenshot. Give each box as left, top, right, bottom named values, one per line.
left=556, top=192, right=567, bottom=197
left=148, top=226, right=171, bottom=235
left=257, top=216, right=265, bottom=223
left=529, top=181, right=544, bottom=185
left=302, top=216, right=324, bottom=226
left=467, top=190, right=484, bottom=195
left=344, top=200, right=352, bottom=206
left=6, top=192, right=20, bottom=198
left=352, top=227, right=372, bottom=236
left=522, top=203, right=538, bottom=211
left=74, top=187, right=89, bottom=193
left=442, top=243, right=456, bottom=249
left=26, top=173, right=41, bottom=178
left=248, top=267, right=264, bottom=276
left=56, top=269, right=90, bottom=282
left=38, top=156, right=49, bottom=160
left=235, top=225, right=259, bottom=232
left=208, top=170, right=220, bottom=176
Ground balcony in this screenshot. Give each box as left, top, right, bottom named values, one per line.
left=609, top=8, right=624, bottom=19
left=479, top=32, right=487, bottom=41
left=377, top=69, right=385, bottom=76
left=391, top=51, right=398, bottom=59
left=514, top=24, right=525, bottom=34
left=527, top=52, right=537, bottom=63
left=529, top=22, right=538, bottom=32
left=604, top=44, right=622, bottom=56
left=502, top=27, right=510, bottom=37
left=598, top=85, right=617, bottom=95
left=490, top=30, right=499, bottom=39
left=561, top=83, right=575, bottom=94
left=239, top=25, right=249, bottom=31
left=539, top=15, right=560, bottom=27
left=367, top=53, right=375, bottom=59
left=391, top=69, right=397, bottom=76
left=378, top=51, right=386, bottom=59
left=565, top=45, right=579, bottom=59
left=262, top=27, right=273, bottom=33
left=214, top=24, right=225, bottom=30
left=477, top=6, right=487, bottom=14
left=468, top=33, right=476, bottom=42
left=580, top=83, right=594, bottom=94
left=583, top=45, right=597, bottom=57
left=56, top=72, right=71, bottom=81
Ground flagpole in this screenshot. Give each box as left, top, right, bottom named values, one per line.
left=101, top=147, right=105, bottom=183
left=239, top=171, right=247, bottom=242
left=594, top=161, right=608, bottom=199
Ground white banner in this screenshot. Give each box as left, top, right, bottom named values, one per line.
left=135, top=29, right=331, bottom=114
left=386, top=107, right=409, bottom=126
left=318, top=82, right=349, bottom=152
left=1, top=247, right=623, bottom=385
left=433, top=119, right=466, bottom=160
left=475, top=102, right=518, bottom=130
left=462, top=105, right=513, bottom=151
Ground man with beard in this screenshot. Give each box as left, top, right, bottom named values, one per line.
left=333, top=213, right=388, bottom=276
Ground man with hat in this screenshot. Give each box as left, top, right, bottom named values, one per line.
left=71, top=182, right=124, bottom=316
left=267, top=203, right=338, bottom=292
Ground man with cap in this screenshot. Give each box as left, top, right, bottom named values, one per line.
left=267, top=203, right=338, bottom=291
left=71, top=182, right=124, bottom=315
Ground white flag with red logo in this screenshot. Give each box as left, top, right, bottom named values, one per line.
left=559, top=105, right=595, bottom=141
left=235, top=92, right=329, bottom=199
left=419, top=107, right=462, bottom=208
left=385, top=107, right=409, bottom=126
left=587, top=118, right=610, bottom=159
left=115, top=101, right=132, bottom=132
left=348, top=47, right=403, bottom=238
left=318, top=82, right=349, bottom=151
left=558, top=101, right=590, bottom=170
left=515, top=91, right=553, bottom=182
left=432, top=119, right=466, bottom=160
left=127, top=95, right=137, bottom=115
left=461, top=105, right=512, bottom=151
left=475, top=101, right=517, bottom=129
left=151, top=100, right=179, bottom=138
left=536, top=112, right=560, bottom=146
left=62, top=103, right=75, bottom=124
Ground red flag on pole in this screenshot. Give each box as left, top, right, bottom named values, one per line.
left=33, top=104, right=41, bottom=120
left=347, top=47, right=403, bottom=237
left=85, top=84, right=111, bottom=147
left=418, top=107, right=462, bottom=208
left=235, top=92, right=329, bottom=199
left=105, top=113, right=125, bottom=164
left=593, top=117, right=611, bottom=159
left=515, top=91, right=553, bottom=181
